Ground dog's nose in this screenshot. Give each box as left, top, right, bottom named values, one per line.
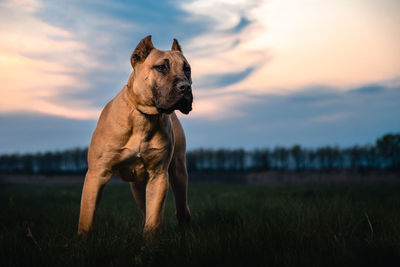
left=177, top=82, right=191, bottom=93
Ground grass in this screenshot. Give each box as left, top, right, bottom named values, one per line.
left=1, top=182, right=400, bottom=266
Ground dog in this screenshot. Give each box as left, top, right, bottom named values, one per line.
left=78, top=36, right=193, bottom=238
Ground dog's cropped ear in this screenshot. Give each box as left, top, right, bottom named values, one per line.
left=171, top=38, right=182, bottom=52
left=131, top=35, right=154, bottom=67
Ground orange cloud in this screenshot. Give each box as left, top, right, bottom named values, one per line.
left=1, top=0, right=399, bottom=122
left=0, top=0, right=101, bottom=119
left=184, top=0, right=400, bottom=91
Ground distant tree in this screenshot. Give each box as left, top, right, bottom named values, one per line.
left=251, top=149, right=270, bottom=170
left=214, top=149, right=224, bottom=170
left=186, top=152, right=197, bottom=172
left=291, top=145, right=304, bottom=170
left=316, top=147, right=328, bottom=170
left=308, top=149, right=317, bottom=169
left=315, top=146, right=340, bottom=170
left=376, top=133, right=400, bottom=169
left=20, top=154, right=34, bottom=174
left=347, top=146, right=363, bottom=170
left=234, top=149, right=245, bottom=171
left=365, top=145, right=378, bottom=169
left=1, top=132, right=400, bottom=174
left=272, top=147, right=289, bottom=170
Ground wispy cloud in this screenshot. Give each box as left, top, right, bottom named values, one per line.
left=0, top=0, right=101, bottom=119
left=196, top=66, right=256, bottom=89
left=0, top=78, right=399, bottom=153
left=2, top=0, right=399, bottom=120
left=0, top=0, right=399, bottom=152
left=177, top=0, right=400, bottom=119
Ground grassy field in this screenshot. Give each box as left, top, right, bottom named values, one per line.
left=1, top=182, right=400, bottom=267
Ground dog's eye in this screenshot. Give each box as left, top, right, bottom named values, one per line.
left=183, top=66, right=191, bottom=76
left=154, top=64, right=167, bottom=73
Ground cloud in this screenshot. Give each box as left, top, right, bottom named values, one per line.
left=220, top=0, right=400, bottom=94
left=176, top=0, right=400, bottom=120
left=196, top=66, right=256, bottom=89
left=231, top=16, right=252, bottom=33
left=0, top=0, right=102, bottom=119
left=29, top=0, right=268, bottom=120
left=287, top=86, right=340, bottom=103
left=311, top=112, right=353, bottom=123
left=3, top=0, right=398, bottom=122
left=187, top=92, right=251, bottom=119
left=0, top=0, right=399, bottom=153
left=175, top=0, right=268, bottom=81
left=180, top=82, right=400, bottom=148
left=19, top=0, right=216, bottom=116
left=0, top=0, right=210, bottom=120
left=0, top=112, right=96, bottom=154
left=1, top=81, right=399, bottom=153
left=350, top=84, right=386, bottom=94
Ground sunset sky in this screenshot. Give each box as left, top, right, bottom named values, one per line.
left=0, top=0, right=399, bottom=153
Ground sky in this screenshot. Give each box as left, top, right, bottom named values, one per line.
left=0, top=0, right=399, bottom=153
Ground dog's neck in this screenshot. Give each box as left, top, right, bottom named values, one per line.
left=125, top=71, right=160, bottom=115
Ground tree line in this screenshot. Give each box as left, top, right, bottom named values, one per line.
left=0, top=133, right=399, bottom=174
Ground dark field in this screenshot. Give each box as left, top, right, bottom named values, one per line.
left=1, top=182, right=400, bottom=267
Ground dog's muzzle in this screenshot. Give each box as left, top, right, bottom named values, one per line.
left=154, top=80, right=193, bottom=115
left=175, top=81, right=193, bottom=114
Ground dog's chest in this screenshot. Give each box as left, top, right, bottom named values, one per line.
left=115, top=115, right=174, bottom=181
left=117, top=143, right=171, bottom=182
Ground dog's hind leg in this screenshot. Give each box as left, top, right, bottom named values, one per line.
left=169, top=154, right=191, bottom=226
left=78, top=168, right=111, bottom=235
left=130, top=181, right=146, bottom=215
left=169, top=113, right=191, bottom=226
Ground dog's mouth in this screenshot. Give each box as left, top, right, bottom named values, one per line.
left=156, top=92, right=193, bottom=115
left=176, top=92, right=193, bottom=114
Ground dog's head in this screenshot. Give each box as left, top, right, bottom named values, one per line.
left=129, top=35, right=193, bottom=115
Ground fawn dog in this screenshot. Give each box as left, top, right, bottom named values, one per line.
left=78, top=36, right=192, bottom=238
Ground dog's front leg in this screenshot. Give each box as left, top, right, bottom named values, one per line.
left=143, top=171, right=169, bottom=239
left=78, top=168, right=111, bottom=235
